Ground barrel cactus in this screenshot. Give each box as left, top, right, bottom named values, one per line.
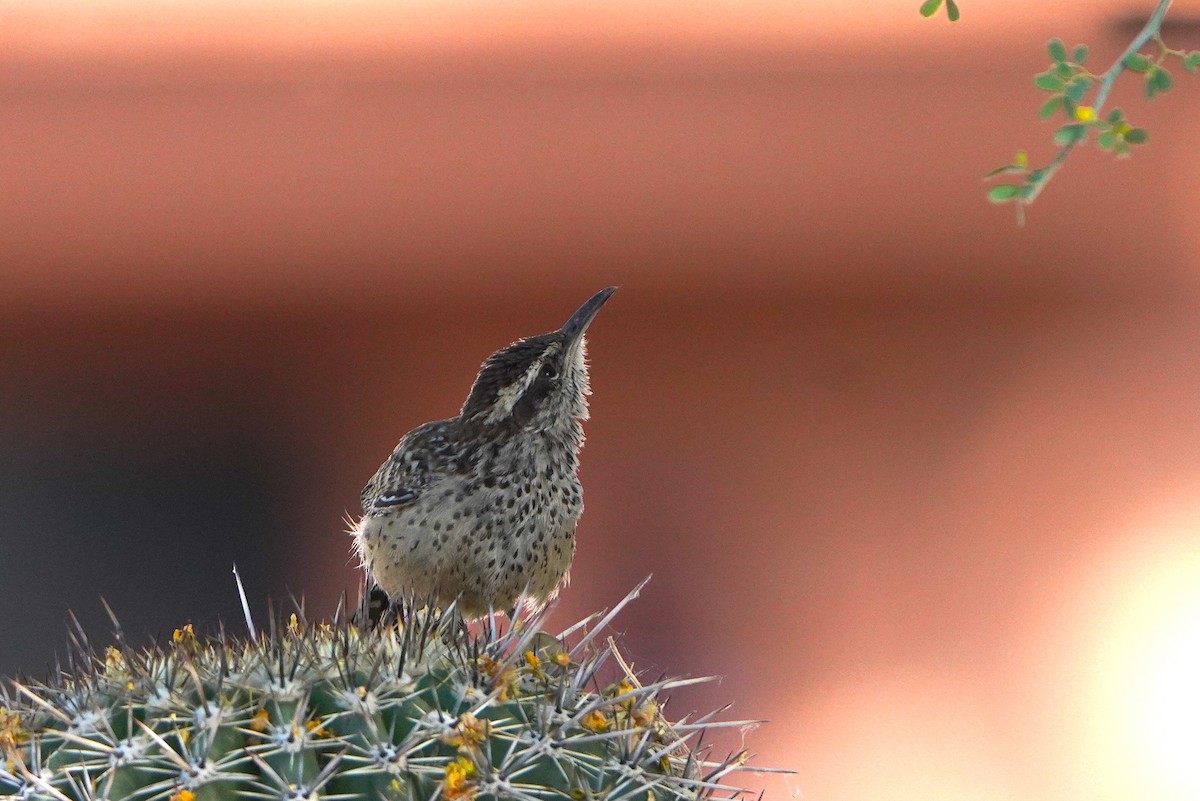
left=0, top=582, right=756, bottom=801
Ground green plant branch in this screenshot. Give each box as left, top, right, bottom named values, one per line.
left=1021, top=0, right=1172, bottom=206
left=924, top=0, right=1198, bottom=221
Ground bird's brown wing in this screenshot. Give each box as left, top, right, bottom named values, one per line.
left=359, top=419, right=453, bottom=514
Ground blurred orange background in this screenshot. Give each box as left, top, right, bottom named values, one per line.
left=3, top=2, right=1200, bottom=800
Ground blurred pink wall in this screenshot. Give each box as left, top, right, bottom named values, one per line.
left=3, top=3, right=1200, bottom=801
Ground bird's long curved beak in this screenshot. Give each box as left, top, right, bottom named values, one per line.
left=560, top=286, right=618, bottom=343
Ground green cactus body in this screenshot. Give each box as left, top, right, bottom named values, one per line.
left=1, top=587, right=754, bottom=801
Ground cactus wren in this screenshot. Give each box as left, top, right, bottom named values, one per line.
left=353, top=287, right=616, bottom=620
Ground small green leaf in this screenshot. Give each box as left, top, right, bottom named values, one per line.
left=945, top=0, right=960, bottom=21
left=1038, top=95, right=1064, bottom=119
left=1072, top=44, right=1089, bottom=65
left=1027, top=169, right=1046, bottom=184
left=984, top=165, right=1022, bottom=178
left=1053, top=123, right=1087, bottom=145
left=1145, top=68, right=1172, bottom=99
left=1124, top=53, right=1152, bottom=73
left=1124, top=128, right=1148, bottom=144
left=1064, top=81, right=1088, bottom=103
left=1054, top=62, right=1074, bottom=79
left=1185, top=52, right=1200, bottom=75
left=1097, top=131, right=1116, bottom=150
left=1035, top=73, right=1065, bottom=92
left=988, top=184, right=1021, bottom=203
left=919, top=0, right=943, bottom=17
left=1106, top=108, right=1124, bottom=124
left=1047, top=38, right=1068, bottom=63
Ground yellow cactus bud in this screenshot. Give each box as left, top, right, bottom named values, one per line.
left=632, top=699, right=659, bottom=728
left=104, top=646, right=126, bottom=672
left=249, top=708, right=271, bottom=733
left=443, top=756, right=478, bottom=800
left=0, top=707, right=28, bottom=755
left=581, top=709, right=610, bottom=733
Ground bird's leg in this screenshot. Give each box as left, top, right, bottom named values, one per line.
left=353, top=579, right=395, bottom=631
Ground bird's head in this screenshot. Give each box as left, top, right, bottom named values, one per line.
left=460, top=287, right=617, bottom=438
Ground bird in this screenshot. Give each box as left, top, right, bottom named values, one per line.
left=352, top=286, right=617, bottom=622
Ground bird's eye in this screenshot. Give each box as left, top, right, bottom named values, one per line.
left=539, top=363, right=558, bottom=381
